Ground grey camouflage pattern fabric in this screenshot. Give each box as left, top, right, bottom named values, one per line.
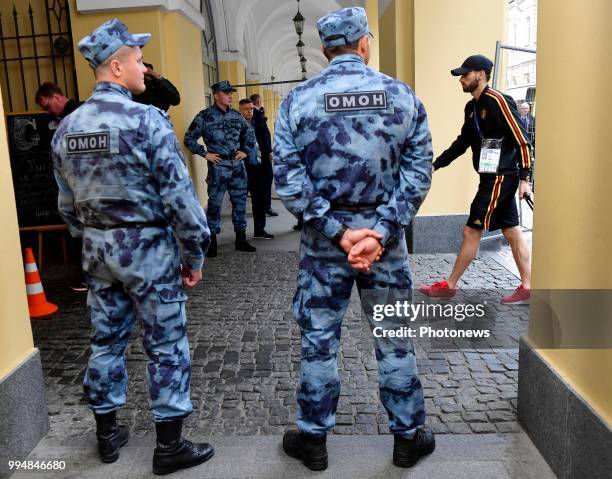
left=317, top=7, right=369, bottom=48
left=273, top=52, right=433, bottom=438
left=77, top=18, right=150, bottom=69
left=51, top=81, right=209, bottom=422
left=184, top=104, right=256, bottom=234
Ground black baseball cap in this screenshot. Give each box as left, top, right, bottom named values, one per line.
left=451, top=54, right=493, bottom=76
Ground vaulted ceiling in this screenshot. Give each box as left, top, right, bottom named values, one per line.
left=211, top=0, right=365, bottom=94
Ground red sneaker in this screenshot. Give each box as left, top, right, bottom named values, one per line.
left=418, top=280, right=457, bottom=299
left=501, top=284, right=530, bottom=304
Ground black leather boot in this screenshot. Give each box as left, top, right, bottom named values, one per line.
left=152, top=419, right=214, bottom=475
left=393, top=425, right=435, bottom=467
left=94, top=411, right=129, bottom=463
left=235, top=230, right=256, bottom=252
left=206, top=235, right=217, bottom=258
left=282, top=430, right=328, bottom=471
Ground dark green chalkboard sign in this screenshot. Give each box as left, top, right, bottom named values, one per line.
left=6, top=112, right=63, bottom=227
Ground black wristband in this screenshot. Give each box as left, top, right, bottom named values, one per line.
left=331, top=225, right=348, bottom=246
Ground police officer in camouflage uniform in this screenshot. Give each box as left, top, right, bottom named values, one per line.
left=184, top=81, right=257, bottom=257
left=52, top=19, right=214, bottom=475
left=274, top=7, right=436, bottom=471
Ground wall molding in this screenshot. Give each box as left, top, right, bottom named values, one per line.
left=76, top=0, right=207, bottom=30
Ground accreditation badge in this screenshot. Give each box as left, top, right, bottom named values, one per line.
left=478, top=138, right=502, bottom=174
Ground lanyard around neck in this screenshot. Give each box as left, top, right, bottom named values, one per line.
left=473, top=102, right=483, bottom=139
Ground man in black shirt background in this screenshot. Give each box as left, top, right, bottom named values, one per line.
left=249, top=93, right=277, bottom=217
left=36, top=82, right=81, bottom=119
left=35, top=82, right=86, bottom=291
left=134, top=62, right=180, bottom=111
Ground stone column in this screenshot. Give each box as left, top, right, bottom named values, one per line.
left=518, top=1, right=612, bottom=476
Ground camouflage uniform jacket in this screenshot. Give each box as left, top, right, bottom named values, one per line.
left=51, top=81, right=210, bottom=271
left=273, top=53, right=433, bottom=245
left=183, top=104, right=256, bottom=158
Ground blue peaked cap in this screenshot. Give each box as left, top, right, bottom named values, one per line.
left=78, top=18, right=150, bottom=69
left=317, top=7, right=369, bottom=48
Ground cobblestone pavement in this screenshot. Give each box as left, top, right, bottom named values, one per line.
left=32, top=233, right=531, bottom=440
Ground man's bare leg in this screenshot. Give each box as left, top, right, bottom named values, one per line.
left=446, top=226, right=484, bottom=289
left=501, top=226, right=531, bottom=288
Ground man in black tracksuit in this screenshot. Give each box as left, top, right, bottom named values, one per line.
left=420, top=55, right=533, bottom=304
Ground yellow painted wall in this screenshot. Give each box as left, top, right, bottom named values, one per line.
left=527, top=0, right=612, bottom=426
left=379, top=0, right=396, bottom=77
left=158, top=11, right=208, bottom=202
left=218, top=60, right=247, bottom=102
left=412, top=0, right=505, bottom=216
left=0, top=85, right=36, bottom=380
left=67, top=2, right=209, bottom=202
left=364, top=0, right=379, bottom=71
left=395, top=0, right=415, bottom=88
left=0, top=0, right=78, bottom=112
left=379, top=1, right=505, bottom=216
left=245, top=79, right=264, bottom=100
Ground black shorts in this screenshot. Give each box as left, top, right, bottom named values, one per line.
left=467, top=175, right=519, bottom=231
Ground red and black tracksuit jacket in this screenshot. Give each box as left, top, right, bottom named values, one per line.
left=433, top=86, right=532, bottom=178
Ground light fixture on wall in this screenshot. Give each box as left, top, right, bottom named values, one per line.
left=296, top=37, right=305, bottom=57
left=293, top=0, right=305, bottom=36
left=300, top=56, right=307, bottom=72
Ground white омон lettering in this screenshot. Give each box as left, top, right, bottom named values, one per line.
left=342, top=96, right=356, bottom=107
left=372, top=93, right=385, bottom=106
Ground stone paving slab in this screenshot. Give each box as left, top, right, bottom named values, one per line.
left=32, top=247, right=530, bottom=440
left=12, top=433, right=554, bottom=479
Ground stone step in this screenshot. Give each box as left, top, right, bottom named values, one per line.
left=12, top=432, right=555, bottom=479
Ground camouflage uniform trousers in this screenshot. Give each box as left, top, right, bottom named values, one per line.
left=293, top=210, right=426, bottom=438
left=206, top=159, right=248, bottom=235
left=82, top=226, right=193, bottom=422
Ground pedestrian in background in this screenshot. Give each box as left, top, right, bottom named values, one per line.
left=239, top=98, right=274, bottom=239
left=133, top=62, right=181, bottom=111
left=250, top=93, right=278, bottom=217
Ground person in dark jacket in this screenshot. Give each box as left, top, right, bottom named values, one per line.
left=36, top=82, right=81, bottom=118
left=238, top=99, right=274, bottom=239
left=35, top=82, right=86, bottom=291
left=133, top=62, right=180, bottom=111
left=420, top=54, right=533, bottom=305
left=249, top=93, right=278, bottom=216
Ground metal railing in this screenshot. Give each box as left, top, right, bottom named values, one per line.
left=0, top=0, right=78, bottom=112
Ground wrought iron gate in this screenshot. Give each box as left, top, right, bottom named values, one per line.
left=0, top=0, right=78, bottom=112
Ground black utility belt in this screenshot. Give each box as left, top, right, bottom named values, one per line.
left=84, top=221, right=168, bottom=230
left=210, top=152, right=241, bottom=160
left=331, top=203, right=381, bottom=212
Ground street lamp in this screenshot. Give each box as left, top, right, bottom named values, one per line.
left=293, top=0, right=305, bottom=36
left=296, top=37, right=305, bottom=57
left=300, top=56, right=307, bottom=70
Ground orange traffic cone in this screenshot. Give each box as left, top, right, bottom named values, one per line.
left=24, top=247, right=58, bottom=318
